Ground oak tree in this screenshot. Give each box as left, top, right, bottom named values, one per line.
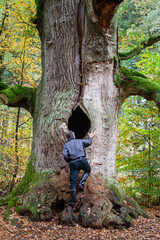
left=0, top=0, right=160, bottom=228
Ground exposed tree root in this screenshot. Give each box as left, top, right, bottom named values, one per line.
left=2, top=169, right=148, bottom=229
left=60, top=176, right=135, bottom=229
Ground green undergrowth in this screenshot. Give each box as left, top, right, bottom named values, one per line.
left=0, top=155, right=49, bottom=221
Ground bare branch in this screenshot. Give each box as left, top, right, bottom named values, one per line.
left=18, top=117, right=32, bottom=127
left=0, top=84, right=36, bottom=115
left=119, top=66, right=160, bottom=112
left=0, top=12, right=7, bottom=36
left=119, top=35, right=160, bottom=60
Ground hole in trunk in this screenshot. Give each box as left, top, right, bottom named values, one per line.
left=68, top=106, right=91, bottom=139
left=52, top=200, right=65, bottom=214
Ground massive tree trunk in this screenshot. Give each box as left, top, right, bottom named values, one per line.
left=0, top=0, right=160, bottom=229
left=32, top=0, right=121, bottom=227
left=34, top=0, right=119, bottom=178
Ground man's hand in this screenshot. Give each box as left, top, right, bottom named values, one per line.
left=88, top=131, right=95, bottom=139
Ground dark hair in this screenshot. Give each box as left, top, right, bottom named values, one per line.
left=66, top=131, right=75, bottom=139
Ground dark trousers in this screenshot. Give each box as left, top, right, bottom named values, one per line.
left=70, top=158, right=91, bottom=190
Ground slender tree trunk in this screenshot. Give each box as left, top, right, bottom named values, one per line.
left=148, top=123, right=151, bottom=207
left=10, top=107, right=21, bottom=192
left=10, top=35, right=26, bottom=191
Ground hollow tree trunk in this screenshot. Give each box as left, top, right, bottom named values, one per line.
left=34, top=0, right=119, bottom=177
left=20, top=0, right=131, bottom=228
left=34, top=2, right=119, bottom=180
left=3, top=0, right=148, bottom=229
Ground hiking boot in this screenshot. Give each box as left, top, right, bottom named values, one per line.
left=78, top=184, right=84, bottom=191
left=78, top=172, right=89, bottom=191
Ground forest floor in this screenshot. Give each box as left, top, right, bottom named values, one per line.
left=0, top=206, right=159, bottom=240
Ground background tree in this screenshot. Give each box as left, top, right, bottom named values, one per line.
left=0, top=0, right=41, bottom=193
left=0, top=0, right=160, bottom=229
left=117, top=0, right=160, bottom=207
left=117, top=97, right=160, bottom=206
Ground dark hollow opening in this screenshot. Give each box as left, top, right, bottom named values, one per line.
left=52, top=200, right=65, bottom=214
left=68, top=106, right=91, bottom=139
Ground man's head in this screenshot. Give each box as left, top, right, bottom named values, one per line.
left=66, top=131, right=75, bottom=139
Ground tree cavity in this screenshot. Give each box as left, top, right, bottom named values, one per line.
left=68, top=106, right=91, bottom=139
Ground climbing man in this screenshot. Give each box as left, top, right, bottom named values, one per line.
left=63, top=130, right=95, bottom=207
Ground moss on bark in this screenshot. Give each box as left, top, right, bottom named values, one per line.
left=115, top=74, right=121, bottom=87
left=0, top=85, right=36, bottom=115
left=106, top=178, right=124, bottom=201
left=119, top=66, right=160, bottom=112
left=0, top=85, right=36, bottom=104
left=119, top=35, right=160, bottom=60
left=121, top=66, right=147, bottom=79
left=121, top=66, right=159, bottom=93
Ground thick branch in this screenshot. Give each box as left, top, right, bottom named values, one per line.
left=119, top=35, right=160, bottom=60
left=120, top=66, right=160, bottom=111
left=87, top=0, right=124, bottom=29
left=0, top=85, right=36, bottom=115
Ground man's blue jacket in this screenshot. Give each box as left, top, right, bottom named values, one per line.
left=63, top=137, right=92, bottom=163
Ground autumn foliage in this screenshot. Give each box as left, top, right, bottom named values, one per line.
left=0, top=0, right=41, bottom=193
